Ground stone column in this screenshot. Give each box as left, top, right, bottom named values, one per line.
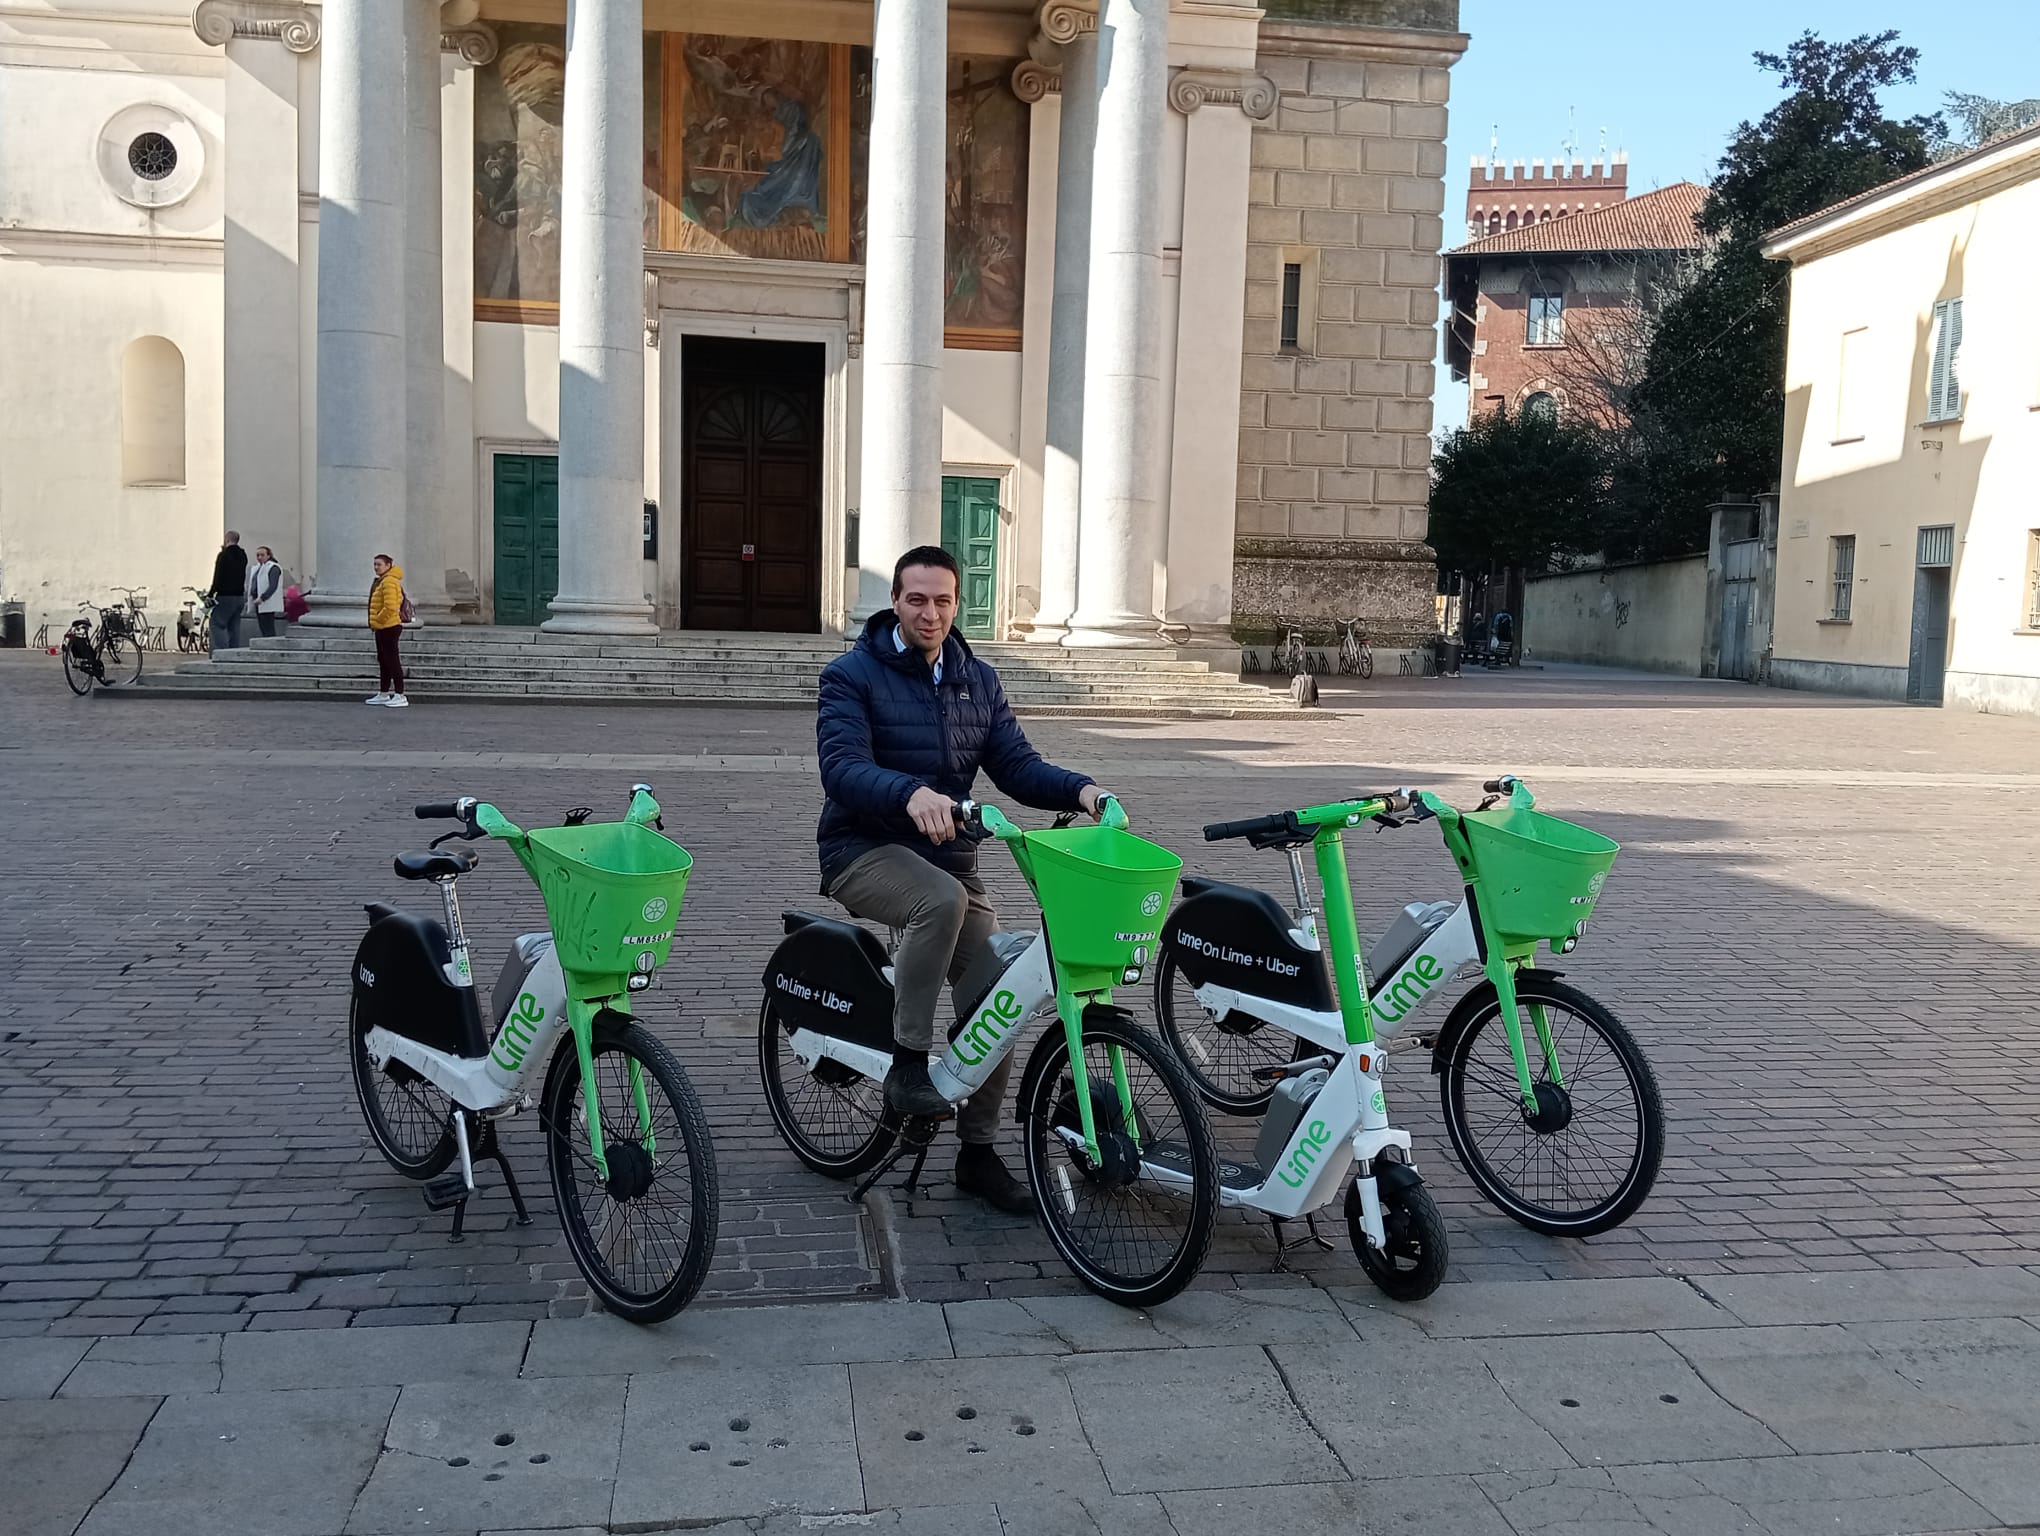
left=544, top=0, right=655, bottom=633
left=306, top=0, right=407, bottom=624
left=192, top=2, right=320, bottom=585
left=403, top=0, right=450, bottom=620
left=854, top=0, right=948, bottom=620
left=1030, top=5, right=1097, bottom=643
left=1067, top=0, right=1169, bottom=647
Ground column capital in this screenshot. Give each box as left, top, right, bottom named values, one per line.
left=1011, top=60, right=1060, bottom=102
left=441, top=22, right=498, bottom=65
left=192, top=0, right=319, bottom=52
left=1038, top=1, right=1096, bottom=44
left=1167, top=68, right=1277, bottom=121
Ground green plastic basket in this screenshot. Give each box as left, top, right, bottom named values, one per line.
left=521, top=821, right=693, bottom=977
left=1460, top=807, right=1618, bottom=944
left=1009, top=823, right=1182, bottom=988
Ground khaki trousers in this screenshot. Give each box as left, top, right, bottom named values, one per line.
left=827, top=844, right=1012, bottom=1145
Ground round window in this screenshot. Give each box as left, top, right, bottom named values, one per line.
left=127, top=132, right=178, bottom=182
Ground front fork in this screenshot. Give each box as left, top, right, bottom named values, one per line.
left=1054, top=985, right=1140, bottom=1167
left=563, top=995, right=657, bottom=1183
left=1488, top=957, right=1567, bottom=1109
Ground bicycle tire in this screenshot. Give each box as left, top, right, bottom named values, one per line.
left=1358, top=647, right=1374, bottom=680
left=543, top=1020, right=718, bottom=1324
left=1347, top=1167, right=1447, bottom=1301
left=349, top=996, right=457, bottom=1179
left=103, top=636, right=144, bottom=688
left=61, top=648, right=93, bottom=696
left=757, top=995, right=898, bottom=1177
left=1153, top=949, right=1291, bottom=1115
left=1437, top=974, right=1663, bottom=1236
left=1022, top=1007, right=1218, bottom=1309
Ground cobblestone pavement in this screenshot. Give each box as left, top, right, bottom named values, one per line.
left=4, top=657, right=2040, bottom=1336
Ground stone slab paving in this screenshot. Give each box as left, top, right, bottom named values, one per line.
left=10, top=1277, right=2036, bottom=1533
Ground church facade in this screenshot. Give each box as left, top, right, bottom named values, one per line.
left=0, top=0, right=1463, bottom=658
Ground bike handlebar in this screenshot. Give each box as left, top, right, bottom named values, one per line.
left=1483, top=776, right=1518, bottom=795
left=1204, top=791, right=1418, bottom=845
left=414, top=800, right=470, bottom=820
left=1203, top=811, right=1297, bottom=844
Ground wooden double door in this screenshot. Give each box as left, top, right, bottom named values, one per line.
left=681, top=336, right=824, bottom=632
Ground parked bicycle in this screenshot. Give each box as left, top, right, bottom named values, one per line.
left=350, top=786, right=719, bottom=1323
left=759, top=795, right=1225, bottom=1308
left=111, top=587, right=164, bottom=651
left=1156, top=776, right=1663, bottom=1238
left=60, top=600, right=145, bottom=693
left=177, top=588, right=213, bottom=653
left=1337, top=617, right=1374, bottom=679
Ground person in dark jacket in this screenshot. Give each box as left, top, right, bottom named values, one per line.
left=818, top=545, right=1108, bottom=1214
left=207, top=530, right=249, bottom=651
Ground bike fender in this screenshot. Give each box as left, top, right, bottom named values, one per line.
left=1426, top=970, right=1564, bottom=1074
left=1013, top=1003, right=1134, bottom=1125
left=1374, top=1158, right=1423, bottom=1197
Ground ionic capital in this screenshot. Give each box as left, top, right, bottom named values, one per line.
left=1167, top=68, right=1278, bottom=121
left=441, top=23, right=499, bottom=65
left=1039, top=1, right=1096, bottom=44
left=191, top=0, right=320, bottom=52
left=1011, top=59, right=1060, bottom=103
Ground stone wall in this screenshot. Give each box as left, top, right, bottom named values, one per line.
left=1235, top=8, right=1464, bottom=648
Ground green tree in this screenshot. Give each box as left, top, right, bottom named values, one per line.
left=1427, top=405, right=1606, bottom=575
left=1932, top=92, right=2040, bottom=158
left=1612, top=32, right=1941, bottom=559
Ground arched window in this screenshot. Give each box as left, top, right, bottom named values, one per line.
left=122, top=336, right=185, bottom=486
left=1522, top=390, right=1558, bottom=425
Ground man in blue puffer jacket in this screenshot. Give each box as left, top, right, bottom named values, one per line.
left=818, top=545, right=1109, bottom=1214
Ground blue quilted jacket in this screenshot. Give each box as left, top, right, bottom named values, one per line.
left=816, top=611, right=1094, bottom=887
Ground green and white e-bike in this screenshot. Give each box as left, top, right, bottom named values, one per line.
left=349, top=786, right=719, bottom=1324
left=1159, top=777, right=1664, bottom=1238
left=760, top=796, right=1223, bottom=1309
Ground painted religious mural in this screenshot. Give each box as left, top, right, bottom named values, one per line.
left=473, top=23, right=659, bottom=315
left=474, top=31, right=1025, bottom=344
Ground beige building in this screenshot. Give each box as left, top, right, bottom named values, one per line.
left=0, top=0, right=1464, bottom=665
left=1763, top=125, right=2040, bottom=714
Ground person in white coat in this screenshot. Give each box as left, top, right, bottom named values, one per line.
left=246, top=547, right=287, bottom=638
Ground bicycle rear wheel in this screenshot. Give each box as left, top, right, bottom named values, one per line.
left=349, top=997, right=457, bottom=1178
left=1154, top=949, right=1293, bottom=1115
left=544, top=1020, right=718, bottom=1324
left=1437, top=974, right=1662, bottom=1236
left=61, top=647, right=93, bottom=695
left=1022, top=1007, right=1217, bottom=1309
left=758, top=995, right=897, bottom=1177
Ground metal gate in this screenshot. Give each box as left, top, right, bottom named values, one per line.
left=1718, top=537, right=1760, bottom=681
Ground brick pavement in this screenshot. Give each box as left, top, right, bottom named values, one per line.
left=4, top=662, right=2040, bottom=1335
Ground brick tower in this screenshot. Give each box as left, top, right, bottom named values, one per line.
left=1465, top=151, right=1628, bottom=241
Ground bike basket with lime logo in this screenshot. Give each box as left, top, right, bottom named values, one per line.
left=1007, top=824, right=1183, bottom=989
left=1459, top=807, right=1618, bottom=944
left=519, top=822, right=694, bottom=976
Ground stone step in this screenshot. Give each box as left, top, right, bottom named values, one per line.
left=232, top=640, right=1224, bottom=675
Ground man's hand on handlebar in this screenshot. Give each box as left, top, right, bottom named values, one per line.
left=1077, top=784, right=1111, bottom=821
left=907, top=785, right=959, bottom=845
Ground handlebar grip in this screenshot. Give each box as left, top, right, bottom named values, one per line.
left=1482, top=778, right=1509, bottom=795
left=414, top=801, right=463, bottom=820
left=1376, top=792, right=1414, bottom=814
left=1203, top=812, right=1289, bottom=843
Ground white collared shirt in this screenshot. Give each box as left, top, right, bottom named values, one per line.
left=894, top=625, right=943, bottom=684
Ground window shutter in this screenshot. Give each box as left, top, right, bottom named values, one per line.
left=1927, top=300, right=1950, bottom=420
left=1942, top=297, right=1963, bottom=419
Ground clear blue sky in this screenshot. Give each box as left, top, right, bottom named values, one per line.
left=1436, top=0, right=2034, bottom=423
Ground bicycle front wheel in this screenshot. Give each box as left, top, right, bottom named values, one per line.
left=1438, top=974, right=1663, bottom=1236
left=544, top=1020, right=718, bottom=1324
left=1358, top=646, right=1374, bottom=680
left=1022, top=1007, right=1218, bottom=1309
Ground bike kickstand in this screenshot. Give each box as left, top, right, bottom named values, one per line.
left=1268, top=1213, right=1338, bottom=1271
left=482, top=1129, right=533, bottom=1227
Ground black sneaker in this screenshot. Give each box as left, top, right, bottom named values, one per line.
left=884, top=1057, right=949, bottom=1118
left=956, top=1144, right=1036, bottom=1215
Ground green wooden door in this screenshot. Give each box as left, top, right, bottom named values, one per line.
left=493, top=454, right=559, bottom=625
left=940, top=476, right=999, bottom=640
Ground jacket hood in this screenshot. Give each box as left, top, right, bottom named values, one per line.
left=378, top=564, right=405, bottom=581
left=855, top=607, right=975, bottom=677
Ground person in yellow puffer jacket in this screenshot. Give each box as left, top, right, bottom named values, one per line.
left=366, top=555, right=409, bottom=708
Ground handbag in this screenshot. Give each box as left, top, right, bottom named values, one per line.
left=399, top=591, right=416, bottom=625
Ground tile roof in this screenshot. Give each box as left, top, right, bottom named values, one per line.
left=1447, top=181, right=1708, bottom=258
left=1764, top=121, right=2040, bottom=246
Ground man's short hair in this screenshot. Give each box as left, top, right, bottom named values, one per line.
left=224, top=530, right=240, bottom=544
left=892, top=544, right=960, bottom=597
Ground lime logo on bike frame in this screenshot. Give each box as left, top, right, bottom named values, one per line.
left=952, top=989, right=1024, bottom=1067
left=491, top=991, right=548, bottom=1071
left=1275, top=1120, right=1333, bottom=1188
left=1372, top=952, right=1445, bottom=1025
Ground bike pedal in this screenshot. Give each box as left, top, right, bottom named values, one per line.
left=420, top=1173, right=470, bottom=1212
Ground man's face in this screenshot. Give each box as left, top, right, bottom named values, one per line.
left=892, top=564, right=958, bottom=655
left=373, top=558, right=392, bottom=577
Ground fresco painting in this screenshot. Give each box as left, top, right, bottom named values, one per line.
left=944, top=57, right=1028, bottom=339
left=673, top=36, right=833, bottom=261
